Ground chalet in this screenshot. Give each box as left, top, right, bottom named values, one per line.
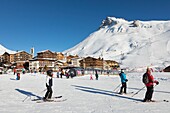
left=1, top=52, right=10, bottom=64
left=105, top=60, right=119, bottom=69
left=66, top=55, right=79, bottom=65
left=70, top=57, right=82, bottom=67
left=55, top=52, right=65, bottom=60
left=29, top=50, right=57, bottom=71
left=79, top=57, right=103, bottom=69
left=13, top=51, right=32, bottom=68
left=10, top=51, right=32, bottom=62
left=37, top=50, right=56, bottom=59
left=0, top=51, right=32, bottom=68
left=29, top=58, right=56, bottom=71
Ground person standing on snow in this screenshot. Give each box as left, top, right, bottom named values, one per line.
left=43, top=70, right=53, bottom=100
left=119, top=69, right=128, bottom=94
left=13, top=68, right=16, bottom=75
left=143, top=67, right=159, bottom=102
left=95, top=70, right=99, bottom=80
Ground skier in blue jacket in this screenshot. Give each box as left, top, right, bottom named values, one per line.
left=119, top=69, right=128, bottom=94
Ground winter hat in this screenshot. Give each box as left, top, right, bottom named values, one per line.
left=47, top=70, right=53, bottom=76
left=121, top=69, right=124, bottom=73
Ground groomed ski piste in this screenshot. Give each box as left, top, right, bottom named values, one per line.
left=0, top=72, right=170, bottom=113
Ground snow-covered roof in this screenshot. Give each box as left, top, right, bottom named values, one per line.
left=0, top=44, right=16, bottom=55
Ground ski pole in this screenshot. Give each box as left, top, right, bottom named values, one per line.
left=113, top=84, right=121, bottom=92
left=131, top=86, right=145, bottom=97
left=23, top=89, right=46, bottom=102
left=22, top=95, right=31, bottom=102
left=41, top=89, right=47, bottom=93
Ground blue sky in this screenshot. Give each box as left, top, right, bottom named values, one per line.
left=0, top=0, right=170, bottom=54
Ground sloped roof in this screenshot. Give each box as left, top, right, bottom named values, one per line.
left=164, top=66, right=170, bottom=72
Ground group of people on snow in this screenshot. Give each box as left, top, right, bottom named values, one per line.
left=43, top=66, right=159, bottom=102
left=90, top=70, right=99, bottom=80
left=118, top=67, right=159, bottom=102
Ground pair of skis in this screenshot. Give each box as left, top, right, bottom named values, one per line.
left=32, top=96, right=67, bottom=103
left=115, top=92, right=169, bottom=103
left=134, top=99, right=169, bottom=103
left=113, top=86, right=169, bottom=103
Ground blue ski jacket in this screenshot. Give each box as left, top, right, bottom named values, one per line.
left=119, top=72, right=127, bottom=83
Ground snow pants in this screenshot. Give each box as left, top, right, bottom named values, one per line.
left=144, top=86, right=154, bottom=101
left=119, top=82, right=127, bottom=94
left=44, top=84, right=53, bottom=99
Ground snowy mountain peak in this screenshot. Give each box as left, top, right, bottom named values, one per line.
left=63, top=17, right=170, bottom=69
left=100, top=17, right=128, bottom=28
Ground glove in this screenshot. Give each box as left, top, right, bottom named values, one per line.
left=156, top=81, right=159, bottom=85
left=125, top=79, right=128, bottom=82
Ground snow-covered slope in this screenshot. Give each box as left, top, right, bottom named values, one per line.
left=0, top=72, right=170, bottom=113
left=63, top=17, right=170, bottom=69
left=0, top=44, right=16, bottom=55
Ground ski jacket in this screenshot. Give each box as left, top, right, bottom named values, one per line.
left=46, top=75, right=53, bottom=87
left=145, top=72, right=158, bottom=87
left=119, top=72, right=127, bottom=83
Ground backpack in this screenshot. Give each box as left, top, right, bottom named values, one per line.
left=142, top=73, right=149, bottom=84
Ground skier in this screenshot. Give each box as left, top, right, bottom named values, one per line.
left=95, top=70, right=99, bottom=80
left=56, top=70, right=60, bottom=78
left=16, top=72, right=20, bottom=80
left=60, top=69, right=64, bottom=78
left=43, top=70, right=53, bottom=101
left=13, top=68, right=16, bottom=75
left=90, top=74, right=93, bottom=80
left=119, top=69, right=128, bottom=94
left=143, top=67, right=159, bottom=102
left=22, top=68, right=25, bottom=74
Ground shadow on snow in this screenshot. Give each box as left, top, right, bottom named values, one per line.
left=72, top=85, right=142, bottom=102
left=15, top=88, right=41, bottom=100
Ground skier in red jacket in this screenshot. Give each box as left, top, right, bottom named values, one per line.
left=143, top=67, right=159, bottom=102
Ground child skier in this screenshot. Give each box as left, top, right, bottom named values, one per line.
left=43, top=70, right=53, bottom=101
left=90, top=74, right=93, bottom=80
left=16, top=72, right=20, bottom=80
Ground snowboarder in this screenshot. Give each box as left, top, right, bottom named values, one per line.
left=119, top=69, right=128, bottom=94
left=43, top=70, right=53, bottom=101
left=143, top=67, right=159, bottom=102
